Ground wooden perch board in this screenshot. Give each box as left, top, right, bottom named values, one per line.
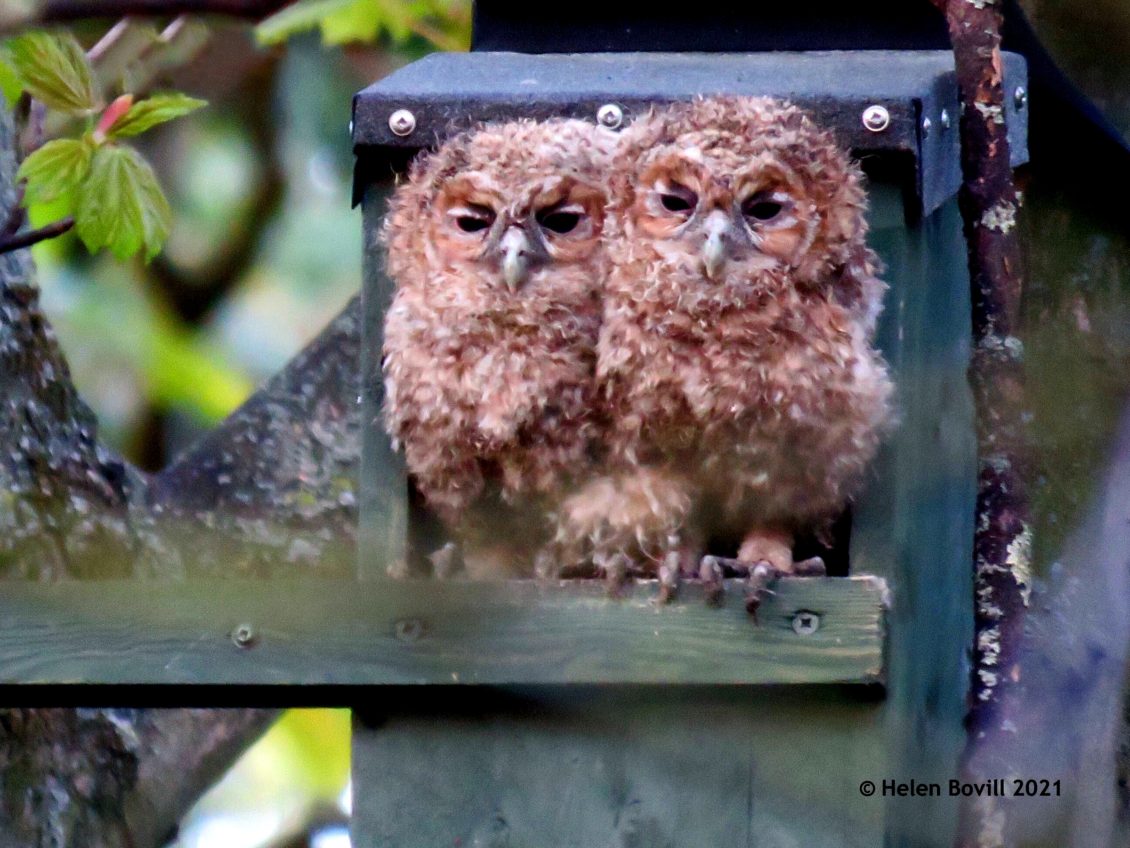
left=0, top=576, right=886, bottom=686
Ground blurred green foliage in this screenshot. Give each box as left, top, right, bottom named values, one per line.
left=174, top=709, right=352, bottom=848
left=256, top=0, right=470, bottom=52
left=33, top=30, right=374, bottom=443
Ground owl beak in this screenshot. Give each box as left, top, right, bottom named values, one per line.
left=500, top=227, right=533, bottom=290
left=702, top=210, right=733, bottom=280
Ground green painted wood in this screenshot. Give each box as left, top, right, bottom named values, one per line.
left=349, top=150, right=975, bottom=848
left=0, top=577, right=884, bottom=685
left=852, top=190, right=976, bottom=845
left=359, top=180, right=408, bottom=581
left=352, top=688, right=887, bottom=848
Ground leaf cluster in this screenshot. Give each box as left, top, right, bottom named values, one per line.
left=256, top=0, right=470, bottom=52
left=4, top=31, right=206, bottom=260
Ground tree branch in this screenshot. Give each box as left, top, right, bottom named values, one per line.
left=0, top=215, right=73, bottom=254
left=933, top=1, right=1034, bottom=846
left=0, top=708, right=280, bottom=848
left=39, top=0, right=295, bottom=23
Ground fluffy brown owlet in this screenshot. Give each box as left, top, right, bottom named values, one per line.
left=556, top=97, right=894, bottom=583
left=381, top=119, right=611, bottom=578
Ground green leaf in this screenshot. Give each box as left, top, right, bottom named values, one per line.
left=107, top=92, right=207, bottom=139
left=16, top=137, right=93, bottom=204
left=322, top=0, right=385, bottom=43
left=0, top=58, right=23, bottom=106
left=255, top=0, right=361, bottom=45
left=7, top=31, right=98, bottom=114
left=254, top=0, right=468, bottom=49
left=76, top=145, right=171, bottom=261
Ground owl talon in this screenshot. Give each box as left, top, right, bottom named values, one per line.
left=744, top=561, right=781, bottom=621
left=793, top=556, right=827, bottom=577
left=657, top=551, right=681, bottom=604
left=699, top=555, right=725, bottom=606
left=427, top=541, right=463, bottom=579
left=597, top=552, right=631, bottom=597
left=533, top=545, right=563, bottom=580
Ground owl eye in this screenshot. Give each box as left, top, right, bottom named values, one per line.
left=659, top=185, right=697, bottom=214
left=536, top=204, right=584, bottom=235
left=448, top=204, right=495, bottom=234
left=457, top=216, right=491, bottom=233
left=742, top=193, right=788, bottom=222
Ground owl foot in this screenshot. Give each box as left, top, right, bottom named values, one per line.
left=656, top=540, right=700, bottom=604
left=699, top=555, right=726, bottom=606
left=428, top=541, right=463, bottom=579
left=595, top=551, right=632, bottom=596
left=698, top=554, right=826, bottom=621
left=737, top=528, right=795, bottom=574
left=793, top=556, right=828, bottom=577
left=742, top=558, right=825, bottom=619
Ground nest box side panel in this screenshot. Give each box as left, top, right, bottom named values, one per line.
left=851, top=189, right=976, bottom=846
left=359, top=181, right=409, bottom=580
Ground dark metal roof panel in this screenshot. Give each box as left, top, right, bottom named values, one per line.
left=352, top=51, right=1029, bottom=214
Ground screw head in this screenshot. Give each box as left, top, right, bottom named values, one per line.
left=862, top=104, right=891, bottom=133
left=1014, top=86, right=1028, bottom=110
left=230, top=623, right=257, bottom=648
left=394, top=617, right=427, bottom=643
left=940, top=109, right=951, bottom=130
left=921, top=116, right=932, bottom=138
left=388, top=109, right=417, bottom=137
left=597, top=103, right=624, bottom=130
left=791, top=610, right=821, bottom=636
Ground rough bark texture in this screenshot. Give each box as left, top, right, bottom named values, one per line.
left=932, top=1, right=1034, bottom=846
left=0, top=709, right=279, bottom=848
left=0, top=110, right=143, bottom=581
left=0, top=83, right=358, bottom=842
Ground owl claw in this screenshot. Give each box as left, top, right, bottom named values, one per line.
left=657, top=550, right=681, bottom=604
left=744, top=561, right=780, bottom=621
left=596, top=551, right=631, bottom=597
left=793, top=556, right=827, bottom=577
left=699, top=555, right=725, bottom=606
left=428, top=541, right=463, bottom=579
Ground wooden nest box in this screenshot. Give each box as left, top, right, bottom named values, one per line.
left=351, top=3, right=1028, bottom=844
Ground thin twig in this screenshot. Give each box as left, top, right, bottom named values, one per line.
left=0, top=216, right=75, bottom=254
left=40, top=0, right=294, bottom=21
left=0, top=0, right=293, bottom=32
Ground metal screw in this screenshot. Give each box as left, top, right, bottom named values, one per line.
left=921, top=116, right=932, bottom=138
left=388, top=109, right=417, bottom=137
left=1014, top=86, right=1028, bottom=110
left=394, top=617, right=427, bottom=643
left=230, top=623, right=257, bottom=648
left=861, top=104, right=891, bottom=133
left=597, top=103, right=624, bottom=130
left=940, top=109, right=951, bottom=130
left=791, top=610, right=821, bottom=636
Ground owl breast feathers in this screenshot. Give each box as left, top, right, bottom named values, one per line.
left=381, top=119, right=613, bottom=575
left=556, top=97, right=895, bottom=576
